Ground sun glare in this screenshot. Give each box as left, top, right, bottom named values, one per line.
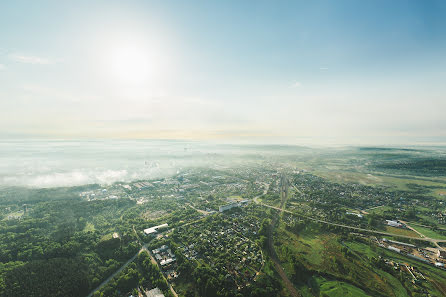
left=109, top=45, right=152, bottom=85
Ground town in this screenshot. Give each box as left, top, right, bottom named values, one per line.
left=2, top=149, right=446, bottom=297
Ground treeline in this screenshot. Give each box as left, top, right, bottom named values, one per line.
left=0, top=184, right=100, bottom=204
left=374, top=158, right=446, bottom=176
left=1, top=258, right=90, bottom=297
left=0, top=197, right=140, bottom=297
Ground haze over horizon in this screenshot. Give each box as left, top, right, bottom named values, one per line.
left=1, top=0, right=445, bottom=145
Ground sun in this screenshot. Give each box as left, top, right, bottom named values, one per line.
left=109, top=45, right=152, bottom=85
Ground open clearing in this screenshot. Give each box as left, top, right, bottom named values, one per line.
left=385, top=226, right=421, bottom=238
left=408, top=224, right=446, bottom=240
left=316, top=277, right=370, bottom=297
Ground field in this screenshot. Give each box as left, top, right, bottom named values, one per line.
left=343, top=236, right=446, bottom=296
left=313, top=169, right=446, bottom=191
left=365, top=205, right=392, bottom=215
left=274, top=223, right=404, bottom=297
left=273, top=216, right=446, bottom=297
left=408, top=224, right=446, bottom=240
left=316, top=277, right=370, bottom=297
left=384, top=226, right=421, bottom=238
left=433, top=189, right=446, bottom=200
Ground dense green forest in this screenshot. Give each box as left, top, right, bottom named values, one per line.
left=0, top=191, right=140, bottom=297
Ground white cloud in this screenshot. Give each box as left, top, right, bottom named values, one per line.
left=0, top=63, right=4, bottom=69
left=9, top=53, right=53, bottom=65
left=290, top=81, right=302, bottom=88
left=319, top=67, right=329, bottom=70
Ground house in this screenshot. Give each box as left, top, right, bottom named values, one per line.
left=160, top=258, right=175, bottom=266
left=152, top=245, right=169, bottom=254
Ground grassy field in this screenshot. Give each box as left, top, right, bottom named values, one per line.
left=433, top=189, right=446, bottom=200
left=343, top=241, right=376, bottom=259
left=228, top=195, right=243, bottom=199
left=274, top=223, right=405, bottom=297
left=344, top=237, right=446, bottom=296
left=314, top=169, right=446, bottom=191
left=316, top=277, right=370, bottom=297
left=408, top=224, right=446, bottom=240
left=365, top=205, right=392, bottom=215
left=385, top=226, right=421, bottom=238
left=274, top=220, right=446, bottom=296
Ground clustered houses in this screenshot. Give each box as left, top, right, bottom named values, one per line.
left=152, top=245, right=179, bottom=280
left=282, top=172, right=446, bottom=231
left=174, top=212, right=263, bottom=288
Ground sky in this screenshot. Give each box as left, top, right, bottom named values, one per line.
left=0, top=0, right=445, bottom=145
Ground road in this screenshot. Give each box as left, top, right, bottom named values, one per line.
left=399, top=220, right=426, bottom=238
left=266, top=175, right=301, bottom=297
left=86, top=245, right=149, bottom=297
left=86, top=226, right=179, bottom=297
left=254, top=196, right=446, bottom=245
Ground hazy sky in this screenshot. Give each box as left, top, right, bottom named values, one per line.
left=1, top=0, right=445, bottom=145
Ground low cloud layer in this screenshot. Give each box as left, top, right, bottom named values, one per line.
left=0, top=140, right=242, bottom=188
left=9, top=53, right=54, bottom=65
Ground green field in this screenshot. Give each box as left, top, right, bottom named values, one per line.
left=314, top=169, right=446, bottom=191
left=316, top=277, right=370, bottom=297
left=345, top=237, right=446, bottom=295
left=433, top=189, right=446, bottom=200
left=385, top=226, right=421, bottom=238
left=408, top=224, right=446, bottom=240
left=274, top=223, right=411, bottom=297
left=365, top=205, right=392, bottom=215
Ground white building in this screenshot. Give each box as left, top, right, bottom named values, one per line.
left=152, top=245, right=169, bottom=254
left=144, top=223, right=168, bottom=235
left=387, top=246, right=401, bottom=253
left=160, top=258, right=175, bottom=266
left=386, top=220, right=402, bottom=228
left=346, top=211, right=363, bottom=218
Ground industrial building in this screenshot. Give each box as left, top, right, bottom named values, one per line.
left=144, top=223, right=168, bottom=235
